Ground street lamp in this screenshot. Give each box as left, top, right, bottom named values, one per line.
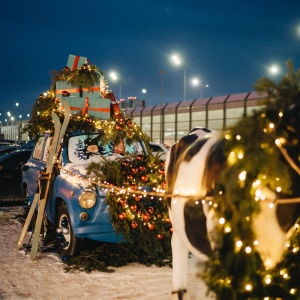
left=160, top=69, right=165, bottom=143
left=171, top=54, right=186, bottom=102
left=269, top=64, right=280, bottom=75
left=191, top=78, right=209, bottom=99
left=109, top=71, right=122, bottom=100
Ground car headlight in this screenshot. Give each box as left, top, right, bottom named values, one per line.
left=78, top=190, right=96, bottom=208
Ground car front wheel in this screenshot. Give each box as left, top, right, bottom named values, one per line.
left=56, top=203, right=82, bottom=257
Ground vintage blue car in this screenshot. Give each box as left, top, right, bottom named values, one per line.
left=21, top=131, right=147, bottom=256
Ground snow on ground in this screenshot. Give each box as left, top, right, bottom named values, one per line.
left=0, top=205, right=215, bottom=300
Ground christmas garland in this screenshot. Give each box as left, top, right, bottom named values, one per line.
left=51, top=64, right=101, bottom=89
left=201, top=60, right=300, bottom=299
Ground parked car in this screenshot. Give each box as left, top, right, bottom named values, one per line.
left=0, top=149, right=32, bottom=201
left=0, top=139, right=35, bottom=157
left=149, top=142, right=169, bottom=160
left=22, top=131, right=147, bottom=256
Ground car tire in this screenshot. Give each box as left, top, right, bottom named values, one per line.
left=56, top=202, right=82, bottom=257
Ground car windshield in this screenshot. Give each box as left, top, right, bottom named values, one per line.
left=68, top=134, right=144, bottom=163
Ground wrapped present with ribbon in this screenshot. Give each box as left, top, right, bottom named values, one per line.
left=56, top=81, right=101, bottom=98
left=67, top=54, right=88, bottom=70
left=65, top=96, right=111, bottom=119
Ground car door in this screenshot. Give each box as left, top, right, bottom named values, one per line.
left=22, top=134, right=52, bottom=203
left=0, top=151, right=31, bottom=199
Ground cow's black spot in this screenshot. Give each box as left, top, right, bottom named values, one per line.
left=184, top=199, right=213, bottom=257
left=184, top=138, right=210, bottom=162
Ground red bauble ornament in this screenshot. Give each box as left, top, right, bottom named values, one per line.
left=148, top=206, right=154, bottom=214
left=166, top=218, right=171, bottom=224
left=118, top=213, right=126, bottom=220
left=62, top=90, right=70, bottom=97
left=170, top=227, right=173, bottom=233
left=148, top=223, right=155, bottom=230
left=62, top=66, right=70, bottom=72
left=157, top=233, right=164, bottom=239
left=116, top=124, right=122, bottom=131
left=131, top=220, right=138, bottom=229
left=122, top=160, right=130, bottom=167
left=161, top=182, right=166, bottom=189
left=135, top=195, right=141, bottom=202
left=142, top=213, right=150, bottom=221
left=131, top=167, right=139, bottom=174
left=158, top=169, right=165, bottom=175
left=118, top=198, right=127, bottom=206
left=136, top=154, right=144, bottom=161
left=127, top=174, right=133, bottom=181
left=141, top=175, right=148, bottom=182
left=130, top=184, right=137, bottom=190
left=139, top=165, right=146, bottom=172
left=156, top=213, right=162, bottom=219
left=118, top=118, right=125, bottom=125
left=130, top=204, right=137, bottom=211
left=85, top=117, right=92, bottom=123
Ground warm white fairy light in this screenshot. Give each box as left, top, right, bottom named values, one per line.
left=268, top=123, right=275, bottom=129
left=239, top=170, right=247, bottom=181
left=265, top=274, right=272, bottom=284
left=290, top=288, right=296, bottom=295
left=236, top=240, right=243, bottom=248
left=236, top=135, right=241, bottom=140
left=237, top=152, right=244, bottom=159
left=219, top=217, right=225, bottom=225
left=253, top=240, right=259, bottom=246
left=252, top=179, right=261, bottom=188
left=245, top=246, right=252, bottom=253
left=245, top=284, right=253, bottom=291
left=224, top=226, right=231, bottom=233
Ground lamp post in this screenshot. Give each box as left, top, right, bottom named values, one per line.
left=171, top=54, right=186, bottom=101
left=110, top=71, right=122, bottom=100
left=160, top=69, right=165, bottom=143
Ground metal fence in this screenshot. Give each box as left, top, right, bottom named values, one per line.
left=0, top=91, right=266, bottom=145
left=124, top=91, right=266, bottom=145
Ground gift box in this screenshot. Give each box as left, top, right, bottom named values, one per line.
left=67, top=54, right=88, bottom=70
left=56, top=81, right=101, bottom=99
left=64, top=96, right=111, bottom=119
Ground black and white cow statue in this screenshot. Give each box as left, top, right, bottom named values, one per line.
left=166, top=120, right=300, bottom=300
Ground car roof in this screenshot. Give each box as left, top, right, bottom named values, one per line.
left=0, top=149, right=32, bottom=161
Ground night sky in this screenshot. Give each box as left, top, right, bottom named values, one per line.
left=1, top=0, right=299, bottom=122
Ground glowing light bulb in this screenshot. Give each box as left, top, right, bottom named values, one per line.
left=236, top=240, right=243, bottom=247
left=219, top=217, right=225, bottom=225
left=245, top=246, right=252, bottom=253
left=239, top=170, right=247, bottom=181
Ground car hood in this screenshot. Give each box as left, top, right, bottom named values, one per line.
left=62, top=154, right=123, bottom=178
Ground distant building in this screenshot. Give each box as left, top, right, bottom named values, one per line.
left=118, top=96, right=145, bottom=109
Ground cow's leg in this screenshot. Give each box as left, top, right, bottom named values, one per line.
left=171, top=230, right=190, bottom=300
